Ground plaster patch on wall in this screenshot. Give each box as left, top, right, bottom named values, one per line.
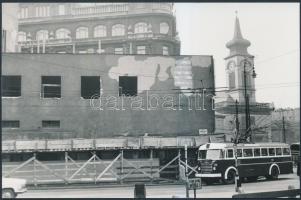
left=108, top=56, right=176, bottom=93
left=174, top=57, right=193, bottom=96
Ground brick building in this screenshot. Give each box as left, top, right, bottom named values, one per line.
left=17, top=3, right=180, bottom=55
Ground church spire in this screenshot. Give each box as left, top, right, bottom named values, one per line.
left=226, top=13, right=252, bottom=58
left=233, top=15, right=243, bottom=39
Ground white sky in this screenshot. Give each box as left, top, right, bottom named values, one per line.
left=175, top=3, right=300, bottom=109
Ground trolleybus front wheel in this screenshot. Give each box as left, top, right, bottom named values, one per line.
left=222, top=169, right=236, bottom=184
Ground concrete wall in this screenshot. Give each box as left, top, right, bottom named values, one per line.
left=2, top=54, right=215, bottom=140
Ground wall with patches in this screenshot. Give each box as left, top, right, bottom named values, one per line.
left=2, top=53, right=215, bottom=140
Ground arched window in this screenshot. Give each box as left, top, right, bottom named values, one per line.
left=229, top=71, right=236, bottom=89
left=94, top=25, right=107, bottom=38
left=36, top=30, right=49, bottom=41
left=18, top=32, right=27, bottom=42
left=76, top=27, right=88, bottom=39
left=112, top=24, right=125, bottom=36
left=134, top=22, right=148, bottom=34
left=160, top=22, right=169, bottom=34
left=56, top=28, right=70, bottom=39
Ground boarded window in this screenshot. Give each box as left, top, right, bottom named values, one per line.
left=81, top=76, right=100, bottom=99
left=41, top=76, right=61, bottom=98
left=227, top=149, right=233, bottom=158
left=243, top=149, right=253, bottom=157
left=254, top=148, right=260, bottom=157
left=2, top=120, right=20, bottom=128
left=42, top=120, right=60, bottom=128
left=261, top=148, right=268, bottom=156
left=2, top=76, right=21, bottom=97
left=276, top=148, right=282, bottom=156
left=119, top=76, right=137, bottom=96
left=268, top=148, right=275, bottom=156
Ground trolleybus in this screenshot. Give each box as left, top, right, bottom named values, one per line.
left=195, top=143, right=293, bottom=184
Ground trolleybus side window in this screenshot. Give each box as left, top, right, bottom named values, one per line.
left=243, top=149, right=253, bottom=157
left=268, top=148, right=275, bottom=156
left=261, top=148, right=268, bottom=156
left=254, top=148, right=260, bottom=157
left=237, top=149, right=242, bottom=157
left=276, top=148, right=282, bottom=156
left=227, top=149, right=234, bottom=158
left=283, top=148, right=290, bottom=155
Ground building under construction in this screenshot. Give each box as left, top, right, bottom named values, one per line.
left=2, top=53, right=221, bottom=185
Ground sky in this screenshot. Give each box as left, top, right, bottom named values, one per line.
left=175, top=3, right=300, bottom=109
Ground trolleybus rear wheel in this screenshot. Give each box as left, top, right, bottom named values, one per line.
left=267, top=166, right=279, bottom=180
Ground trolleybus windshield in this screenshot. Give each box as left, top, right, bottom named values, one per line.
left=198, top=149, right=223, bottom=160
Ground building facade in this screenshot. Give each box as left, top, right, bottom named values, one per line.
left=2, top=54, right=215, bottom=141
left=2, top=3, right=19, bottom=52
left=17, top=3, right=180, bottom=55
left=271, top=108, right=300, bottom=144
left=214, top=16, right=274, bottom=142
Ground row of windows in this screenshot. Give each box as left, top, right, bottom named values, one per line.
left=226, top=147, right=290, bottom=158
left=29, top=45, right=169, bottom=55
left=2, top=120, right=60, bottom=129
left=2, top=75, right=138, bottom=99
left=18, top=22, right=169, bottom=41
left=19, top=5, right=65, bottom=19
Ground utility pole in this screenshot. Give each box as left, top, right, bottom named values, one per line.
left=234, top=100, right=241, bottom=192
left=282, top=116, right=286, bottom=143
left=243, top=60, right=250, bottom=143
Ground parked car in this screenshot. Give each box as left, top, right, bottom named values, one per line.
left=2, top=177, right=27, bottom=198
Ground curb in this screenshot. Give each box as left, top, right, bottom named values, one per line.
left=27, top=181, right=183, bottom=190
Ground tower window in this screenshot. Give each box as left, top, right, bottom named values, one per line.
left=1, top=76, right=21, bottom=97
left=136, top=46, right=146, bottom=55
left=2, top=120, right=20, bottom=128
left=119, top=76, right=137, bottom=96
left=81, top=76, right=101, bottom=99
left=229, top=71, right=235, bottom=89
left=41, top=76, right=61, bottom=98
left=42, top=120, right=60, bottom=128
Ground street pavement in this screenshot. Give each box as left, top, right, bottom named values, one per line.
left=18, top=172, right=300, bottom=198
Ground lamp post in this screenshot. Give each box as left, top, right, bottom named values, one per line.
left=242, top=58, right=256, bottom=143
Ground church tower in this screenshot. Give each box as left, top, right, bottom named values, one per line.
left=224, top=15, right=256, bottom=104
left=214, top=14, right=274, bottom=143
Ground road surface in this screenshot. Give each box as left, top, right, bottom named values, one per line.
left=18, top=173, right=300, bottom=198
